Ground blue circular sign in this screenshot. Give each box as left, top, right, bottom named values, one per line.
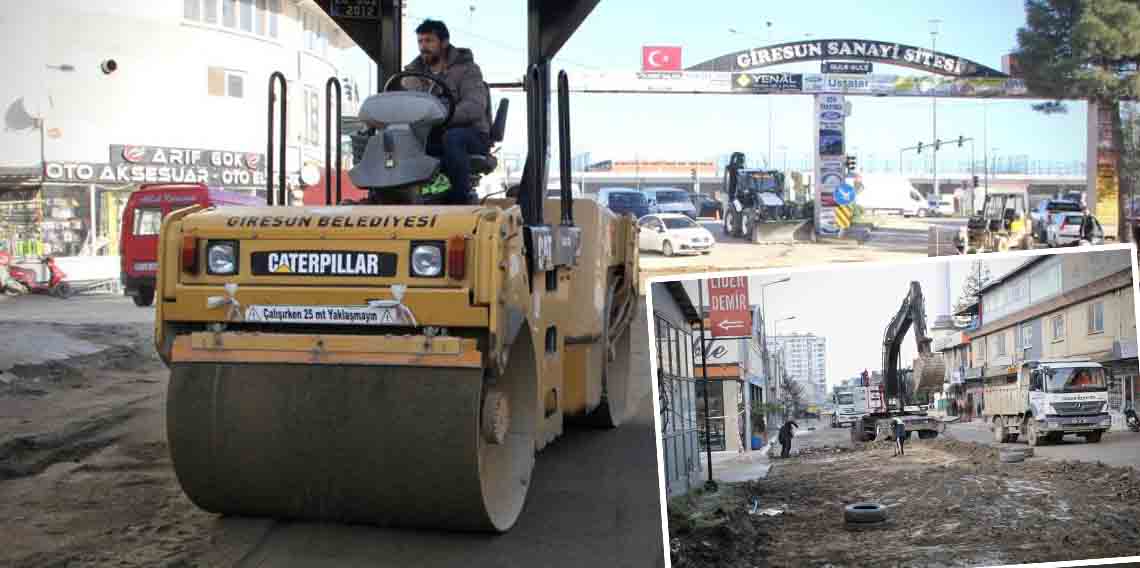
left=835, top=183, right=856, bottom=206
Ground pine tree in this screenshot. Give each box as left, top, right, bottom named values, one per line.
left=1013, top=0, right=1140, bottom=239
left=954, top=260, right=992, bottom=320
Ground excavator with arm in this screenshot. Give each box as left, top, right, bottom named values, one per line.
left=851, top=281, right=946, bottom=442
left=155, top=0, right=640, bottom=534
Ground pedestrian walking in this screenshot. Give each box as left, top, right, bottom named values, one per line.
left=778, top=419, right=799, bottom=458
left=893, top=418, right=907, bottom=457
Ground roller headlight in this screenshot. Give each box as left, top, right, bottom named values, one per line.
left=411, top=243, right=443, bottom=277
left=207, top=241, right=237, bottom=275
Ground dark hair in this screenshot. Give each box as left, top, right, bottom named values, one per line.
left=416, top=19, right=449, bottom=41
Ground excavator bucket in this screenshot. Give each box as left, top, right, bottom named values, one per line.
left=751, top=220, right=815, bottom=243
left=911, top=353, right=947, bottom=395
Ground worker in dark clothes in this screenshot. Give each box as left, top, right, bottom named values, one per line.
left=778, top=419, right=799, bottom=458
left=893, top=418, right=907, bottom=457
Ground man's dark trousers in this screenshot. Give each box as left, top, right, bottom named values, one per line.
left=428, top=128, right=489, bottom=204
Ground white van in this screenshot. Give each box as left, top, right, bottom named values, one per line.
left=855, top=174, right=929, bottom=217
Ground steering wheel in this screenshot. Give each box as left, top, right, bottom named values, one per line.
left=382, top=71, right=456, bottom=127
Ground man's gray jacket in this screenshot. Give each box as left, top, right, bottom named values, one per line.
left=403, top=46, right=490, bottom=137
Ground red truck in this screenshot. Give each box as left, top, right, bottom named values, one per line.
left=119, top=183, right=263, bottom=306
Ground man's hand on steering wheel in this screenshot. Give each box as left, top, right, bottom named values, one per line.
left=382, top=71, right=457, bottom=127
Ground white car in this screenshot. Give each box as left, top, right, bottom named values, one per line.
left=1046, top=212, right=1105, bottom=247
left=637, top=214, right=715, bottom=256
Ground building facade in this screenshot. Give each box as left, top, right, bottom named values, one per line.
left=650, top=282, right=703, bottom=497
left=767, top=333, right=828, bottom=406
left=0, top=0, right=369, bottom=260
left=959, top=250, right=1138, bottom=430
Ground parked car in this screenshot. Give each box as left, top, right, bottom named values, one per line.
left=594, top=187, right=651, bottom=219
left=637, top=213, right=715, bottom=256
left=689, top=192, right=722, bottom=218
left=1046, top=212, right=1105, bottom=247
left=1031, top=198, right=1083, bottom=242
left=642, top=187, right=698, bottom=218
left=120, top=183, right=264, bottom=307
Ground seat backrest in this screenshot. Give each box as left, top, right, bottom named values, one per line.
left=490, top=98, right=508, bottom=144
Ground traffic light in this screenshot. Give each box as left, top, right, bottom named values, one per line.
left=958, top=135, right=965, bottom=148
left=973, top=175, right=980, bottom=188
left=690, top=168, right=697, bottom=181
left=934, top=139, right=941, bottom=151
left=916, top=142, right=923, bottom=154
left=845, top=155, right=856, bottom=173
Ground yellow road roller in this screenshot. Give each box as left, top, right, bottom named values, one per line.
left=154, top=0, right=638, bottom=533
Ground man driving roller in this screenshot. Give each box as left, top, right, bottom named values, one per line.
left=402, top=19, right=491, bottom=205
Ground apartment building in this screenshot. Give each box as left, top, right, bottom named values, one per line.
left=954, top=249, right=1138, bottom=429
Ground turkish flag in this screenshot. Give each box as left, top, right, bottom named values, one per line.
left=642, top=46, right=682, bottom=71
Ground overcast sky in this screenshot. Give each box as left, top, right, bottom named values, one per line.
left=342, top=0, right=1087, bottom=167
left=672, top=253, right=1030, bottom=390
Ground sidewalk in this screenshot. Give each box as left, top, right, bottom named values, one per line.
left=709, top=449, right=772, bottom=483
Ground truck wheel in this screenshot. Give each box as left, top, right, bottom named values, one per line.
left=1026, top=420, right=1042, bottom=447
left=133, top=286, right=155, bottom=307
left=844, top=503, right=887, bottom=524
left=992, top=417, right=1004, bottom=443
left=1084, top=431, right=1103, bottom=444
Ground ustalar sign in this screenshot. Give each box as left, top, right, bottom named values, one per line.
left=814, top=94, right=847, bottom=236
left=43, top=144, right=266, bottom=190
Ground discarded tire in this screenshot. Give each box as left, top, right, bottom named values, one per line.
left=844, top=503, right=887, bottom=524
left=999, top=450, right=1026, bottom=463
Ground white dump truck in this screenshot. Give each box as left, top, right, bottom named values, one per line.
left=985, top=359, right=1112, bottom=446
left=831, top=385, right=861, bottom=428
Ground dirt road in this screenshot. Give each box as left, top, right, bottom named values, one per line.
left=669, top=436, right=1140, bottom=567
left=0, top=295, right=665, bottom=567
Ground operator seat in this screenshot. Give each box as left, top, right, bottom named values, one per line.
left=470, top=84, right=509, bottom=175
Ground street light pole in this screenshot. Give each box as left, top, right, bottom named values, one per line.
left=696, top=280, right=716, bottom=492
left=930, top=19, right=941, bottom=205
left=767, top=21, right=775, bottom=170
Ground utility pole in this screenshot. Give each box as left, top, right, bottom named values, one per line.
left=930, top=19, right=941, bottom=205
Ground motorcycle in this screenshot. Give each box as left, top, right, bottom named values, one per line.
left=1125, top=406, right=1139, bottom=433
left=6, top=255, right=74, bottom=298
left=0, top=252, right=30, bottom=296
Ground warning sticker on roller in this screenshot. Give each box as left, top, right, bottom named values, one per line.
left=244, top=305, right=405, bottom=325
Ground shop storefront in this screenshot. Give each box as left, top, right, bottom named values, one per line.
left=1101, top=338, right=1139, bottom=431
left=1, top=144, right=266, bottom=264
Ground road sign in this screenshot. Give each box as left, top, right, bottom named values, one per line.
left=707, top=277, right=751, bottom=338
left=823, top=61, right=873, bottom=74
left=835, top=205, right=853, bottom=228
left=835, top=183, right=856, bottom=205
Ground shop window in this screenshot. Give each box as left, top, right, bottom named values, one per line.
left=133, top=209, right=163, bottom=236
left=996, top=333, right=1007, bottom=357
left=1052, top=315, right=1065, bottom=342
left=1088, top=301, right=1105, bottom=334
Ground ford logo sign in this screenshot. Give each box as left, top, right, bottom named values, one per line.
left=820, top=111, right=843, bottom=120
